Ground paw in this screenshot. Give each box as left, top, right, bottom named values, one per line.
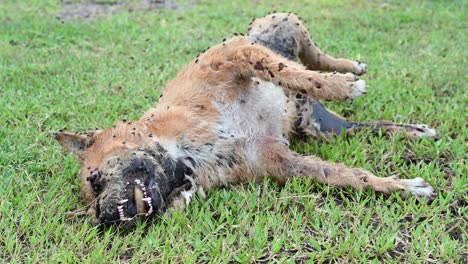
left=350, top=79, right=367, bottom=99
left=342, top=72, right=367, bottom=100
left=406, top=124, right=437, bottom=139
left=325, top=72, right=367, bottom=101
left=352, top=61, right=367, bottom=75
left=401, top=177, right=436, bottom=198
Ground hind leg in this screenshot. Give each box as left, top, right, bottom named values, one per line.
left=247, top=13, right=436, bottom=139
left=258, top=139, right=435, bottom=198
left=293, top=96, right=437, bottom=139
left=248, top=13, right=367, bottom=75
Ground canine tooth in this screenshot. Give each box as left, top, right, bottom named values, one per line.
left=141, top=197, right=151, bottom=202
left=145, top=205, right=153, bottom=216
left=118, top=199, right=129, bottom=204
left=117, top=205, right=123, bottom=210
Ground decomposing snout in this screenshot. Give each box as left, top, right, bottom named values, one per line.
left=91, top=157, right=161, bottom=225
left=91, top=151, right=190, bottom=226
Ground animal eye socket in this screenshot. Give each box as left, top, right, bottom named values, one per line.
left=87, top=170, right=100, bottom=182
left=87, top=169, right=106, bottom=195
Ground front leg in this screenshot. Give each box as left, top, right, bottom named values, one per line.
left=259, top=140, right=436, bottom=198
left=202, top=37, right=367, bottom=102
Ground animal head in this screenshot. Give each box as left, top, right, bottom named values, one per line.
left=55, top=122, right=192, bottom=227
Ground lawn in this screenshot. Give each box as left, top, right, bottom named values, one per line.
left=0, top=0, right=467, bottom=262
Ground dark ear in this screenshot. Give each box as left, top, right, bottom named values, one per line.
left=55, top=131, right=96, bottom=154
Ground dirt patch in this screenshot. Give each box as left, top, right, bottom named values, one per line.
left=58, top=0, right=179, bottom=21
left=446, top=220, right=464, bottom=242
left=120, top=247, right=135, bottom=261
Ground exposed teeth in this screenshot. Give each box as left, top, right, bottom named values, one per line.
left=135, top=179, right=141, bottom=184
left=144, top=197, right=153, bottom=216
left=118, top=206, right=127, bottom=221
left=118, top=199, right=129, bottom=204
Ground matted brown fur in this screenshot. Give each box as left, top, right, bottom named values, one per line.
left=56, top=13, right=436, bottom=226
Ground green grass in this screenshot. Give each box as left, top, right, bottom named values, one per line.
left=1, top=0, right=467, bottom=262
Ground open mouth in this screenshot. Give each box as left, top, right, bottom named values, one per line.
left=117, top=186, right=152, bottom=221
left=115, top=176, right=163, bottom=222
left=96, top=182, right=164, bottom=226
